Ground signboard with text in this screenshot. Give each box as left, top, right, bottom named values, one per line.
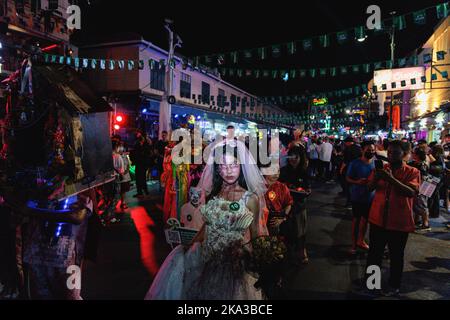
left=374, top=67, right=425, bottom=92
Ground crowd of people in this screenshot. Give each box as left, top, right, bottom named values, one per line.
left=1, top=122, right=449, bottom=300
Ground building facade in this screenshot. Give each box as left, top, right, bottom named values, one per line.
left=79, top=35, right=288, bottom=139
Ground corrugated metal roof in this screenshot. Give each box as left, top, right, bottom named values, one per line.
left=33, top=65, right=113, bottom=114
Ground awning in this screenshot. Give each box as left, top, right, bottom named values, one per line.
left=33, top=65, right=112, bottom=114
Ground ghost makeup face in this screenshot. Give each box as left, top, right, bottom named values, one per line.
left=218, top=154, right=241, bottom=186
left=189, top=187, right=201, bottom=207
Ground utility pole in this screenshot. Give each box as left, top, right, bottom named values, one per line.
left=159, top=19, right=182, bottom=140
left=388, top=11, right=396, bottom=138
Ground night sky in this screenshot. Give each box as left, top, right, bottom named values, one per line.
left=72, top=0, right=445, bottom=111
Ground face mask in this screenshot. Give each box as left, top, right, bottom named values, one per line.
left=365, top=152, right=375, bottom=159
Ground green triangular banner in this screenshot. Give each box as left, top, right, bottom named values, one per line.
left=302, top=39, right=313, bottom=51
left=320, top=68, right=327, bottom=76
left=319, top=34, right=330, bottom=48
left=363, top=64, right=370, bottom=73
left=128, top=60, right=135, bottom=70
left=91, top=59, right=97, bottom=69
left=393, top=15, right=407, bottom=30
left=271, top=70, right=278, bottom=79
left=300, top=69, right=307, bottom=78
left=340, top=66, right=348, bottom=75
left=330, top=67, right=337, bottom=77
left=230, top=51, right=238, bottom=64
left=287, top=41, right=296, bottom=55
left=272, top=45, right=281, bottom=58
left=336, top=31, right=349, bottom=44
left=258, top=47, right=267, bottom=60
left=413, top=10, right=427, bottom=25
left=352, top=65, right=360, bottom=73
left=290, top=69, right=297, bottom=79
left=436, top=3, right=449, bottom=19
left=354, top=26, right=366, bottom=40
left=243, top=50, right=252, bottom=59
left=309, top=69, right=317, bottom=78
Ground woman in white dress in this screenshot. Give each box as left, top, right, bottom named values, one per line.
left=145, top=140, right=268, bottom=300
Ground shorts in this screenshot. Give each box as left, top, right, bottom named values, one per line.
left=414, top=194, right=428, bottom=216
left=352, top=202, right=370, bottom=219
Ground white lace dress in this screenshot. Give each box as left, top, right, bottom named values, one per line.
left=145, top=192, right=262, bottom=300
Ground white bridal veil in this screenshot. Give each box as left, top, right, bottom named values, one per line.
left=198, top=138, right=269, bottom=236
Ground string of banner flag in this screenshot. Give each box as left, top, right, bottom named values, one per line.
left=219, top=51, right=448, bottom=80
left=193, top=2, right=449, bottom=65
left=40, top=49, right=449, bottom=85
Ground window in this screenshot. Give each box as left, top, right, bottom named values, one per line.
left=150, top=59, right=165, bottom=91
left=250, top=97, right=255, bottom=111
left=241, top=97, right=247, bottom=114
left=31, top=0, right=42, bottom=14
left=180, top=72, right=191, bottom=98
left=218, top=88, right=225, bottom=108
left=201, top=81, right=210, bottom=104
left=230, top=94, right=237, bottom=111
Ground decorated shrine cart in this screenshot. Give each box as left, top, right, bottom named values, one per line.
left=1, top=63, right=115, bottom=207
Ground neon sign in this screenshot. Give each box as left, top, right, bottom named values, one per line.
left=312, top=97, right=328, bottom=106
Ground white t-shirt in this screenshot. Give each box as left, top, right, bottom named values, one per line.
left=318, top=142, right=333, bottom=162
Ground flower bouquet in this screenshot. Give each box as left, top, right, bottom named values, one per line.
left=246, top=236, right=287, bottom=296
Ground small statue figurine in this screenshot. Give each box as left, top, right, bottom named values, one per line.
left=180, top=187, right=204, bottom=231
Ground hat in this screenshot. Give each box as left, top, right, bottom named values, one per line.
left=260, top=163, right=280, bottom=176
left=226, top=122, right=235, bottom=129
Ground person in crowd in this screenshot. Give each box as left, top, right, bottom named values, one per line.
left=318, top=136, right=333, bottom=182
left=376, top=139, right=389, bottom=162
left=366, top=140, right=420, bottom=296
left=346, top=141, right=376, bottom=254
left=428, top=145, right=446, bottom=218
left=113, top=141, right=131, bottom=210
left=261, top=165, right=293, bottom=296
left=341, top=137, right=362, bottom=207
left=332, top=143, right=345, bottom=190
left=130, top=131, right=152, bottom=197
left=307, top=136, right=320, bottom=178
left=155, top=131, right=169, bottom=180
left=279, top=146, right=311, bottom=265
left=408, top=148, right=431, bottom=232
left=262, top=166, right=293, bottom=237
left=416, top=140, right=436, bottom=166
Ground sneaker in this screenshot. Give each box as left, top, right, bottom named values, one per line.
left=415, top=225, right=431, bottom=233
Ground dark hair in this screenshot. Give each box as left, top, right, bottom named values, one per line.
left=418, top=139, right=427, bottom=145
left=414, top=148, right=427, bottom=162
left=207, top=145, right=247, bottom=201
left=389, top=140, right=411, bottom=154
left=112, top=140, right=120, bottom=150
left=432, top=144, right=444, bottom=157
left=361, top=140, right=375, bottom=150
left=162, top=130, right=168, bottom=134
left=288, top=145, right=308, bottom=171
left=429, top=141, right=438, bottom=148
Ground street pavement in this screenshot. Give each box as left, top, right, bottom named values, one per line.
left=82, top=180, right=450, bottom=300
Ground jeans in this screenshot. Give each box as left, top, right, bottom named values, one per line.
left=366, top=224, right=409, bottom=289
